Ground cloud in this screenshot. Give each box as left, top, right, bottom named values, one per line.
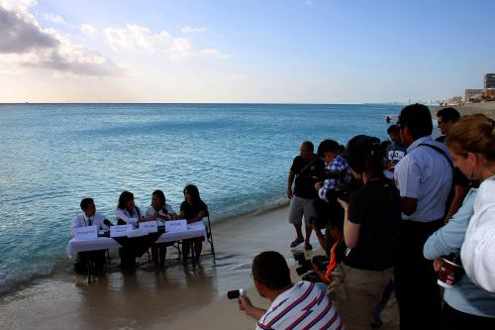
left=199, top=48, right=230, bottom=60
left=0, top=6, right=58, bottom=53
left=0, top=3, right=118, bottom=76
left=181, top=25, right=207, bottom=34
left=43, top=13, right=65, bottom=24
left=80, top=24, right=97, bottom=36
left=104, top=24, right=194, bottom=59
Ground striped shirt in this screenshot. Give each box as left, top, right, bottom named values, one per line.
left=256, top=281, right=343, bottom=330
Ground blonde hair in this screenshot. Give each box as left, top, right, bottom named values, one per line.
left=447, top=114, right=495, bottom=161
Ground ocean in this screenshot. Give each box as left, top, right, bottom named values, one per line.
left=0, top=103, right=401, bottom=293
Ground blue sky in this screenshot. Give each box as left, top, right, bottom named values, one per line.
left=1, top=0, right=494, bottom=102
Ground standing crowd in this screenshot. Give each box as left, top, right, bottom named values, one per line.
left=239, top=104, right=495, bottom=330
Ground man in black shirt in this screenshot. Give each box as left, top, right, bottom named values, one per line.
left=287, top=141, right=324, bottom=250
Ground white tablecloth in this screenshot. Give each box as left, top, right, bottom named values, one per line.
left=67, top=222, right=207, bottom=257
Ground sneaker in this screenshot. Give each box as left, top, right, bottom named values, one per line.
left=290, top=238, right=304, bottom=248
left=304, top=243, right=313, bottom=251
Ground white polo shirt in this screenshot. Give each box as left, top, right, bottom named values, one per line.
left=394, top=136, right=453, bottom=222
left=461, top=177, right=495, bottom=293
left=256, top=281, right=342, bottom=330
left=71, top=212, right=108, bottom=236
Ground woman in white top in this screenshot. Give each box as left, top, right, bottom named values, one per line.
left=115, top=191, right=142, bottom=226
left=144, top=190, right=177, bottom=267
left=115, top=191, right=142, bottom=270
left=443, top=114, right=495, bottom=328
left=144, top=190, right=177, bottom=221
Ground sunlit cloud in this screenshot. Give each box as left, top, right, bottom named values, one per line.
left=0, top=2, right=119, bottom=76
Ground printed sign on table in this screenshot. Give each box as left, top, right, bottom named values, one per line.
left=140, top=221, right=158, bottom=234
left=165, top=219, right=188, bottom=233
left=110, top=224, right=133, bottom=237
left=74, top=225, right=98, bottom=241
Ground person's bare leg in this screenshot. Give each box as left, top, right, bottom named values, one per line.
left=304, top=224, right=313, bottom=250
left=290, top=223, right=304, bottom=248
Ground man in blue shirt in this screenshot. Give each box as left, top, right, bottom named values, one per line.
left=394, top=104, right=453, bottom=330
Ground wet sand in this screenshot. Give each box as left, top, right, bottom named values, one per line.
left=0, top=205, right=399, bottom=330
left=0, top=206, right=296, bottom=330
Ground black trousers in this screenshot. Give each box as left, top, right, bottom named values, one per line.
left=441, top=303, right=495, bottom=330
left=395, top=219, right=443, bottom=330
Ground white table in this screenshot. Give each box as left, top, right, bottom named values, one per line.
left=67, top=222, right=207, bottom=258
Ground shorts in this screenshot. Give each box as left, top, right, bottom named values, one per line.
left=289, top=196, right=317, bottom=226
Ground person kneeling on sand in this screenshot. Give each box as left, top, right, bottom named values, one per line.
left=238, top=251, right=343, bottom=329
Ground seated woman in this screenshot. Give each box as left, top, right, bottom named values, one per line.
left=71, top=197, right=112, bottom=274
left=115, top=191, right=142, bottom=269
left=144, top=190, right=177, bottom=221
left=144, top=190, right=177, bottom=267
left=179, top=184, right=208, bottom=263
left=115, top=191, right=142, bottom=226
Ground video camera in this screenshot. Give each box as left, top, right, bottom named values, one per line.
left=293, top=252, right=328, bottom=276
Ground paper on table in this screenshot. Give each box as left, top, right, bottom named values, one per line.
left=74, top=225, right=98, bottom=241
left=165, top=219, right=188, bottom=233
left=127, top=228, right=146, bottom=238
left=140, top=221, right=158, bottom=233
left=110, top=224, right=133, bottom=237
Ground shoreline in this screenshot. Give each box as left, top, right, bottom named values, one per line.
left=0, top=205, right=300, bottom=330
left=0, top=196, right=290, bottom=297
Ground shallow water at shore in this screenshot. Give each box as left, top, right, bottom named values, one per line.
left=0, top=103, right=399, bottom=292
left=0, top=207, right=295, bottom=330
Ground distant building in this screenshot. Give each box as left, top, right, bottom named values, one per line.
left=465, top=89, right=483, bottom=101
left=485, top=73, right=495, bottom=89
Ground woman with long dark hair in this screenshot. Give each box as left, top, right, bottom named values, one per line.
left=115, top=191, right=142, bottom=226
left=179, top=184, right=208, bottom=263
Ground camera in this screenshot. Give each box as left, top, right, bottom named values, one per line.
left=227, top=289, right=245, bottom=299
left=294, top=252, right=328, bottom=276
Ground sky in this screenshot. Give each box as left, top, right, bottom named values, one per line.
left=0, top=0, right=494, bottom=103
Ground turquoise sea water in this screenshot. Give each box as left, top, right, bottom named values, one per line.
left=0, top=103, right=401, bottom=292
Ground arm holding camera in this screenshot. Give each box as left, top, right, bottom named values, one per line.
left=238, top=296, right=266, bottom=320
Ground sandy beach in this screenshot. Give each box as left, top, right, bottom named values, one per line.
left=434, top=101, right=495, bottom=119
left=0, top=204, right=401, bottom=330
left=0, top=206, right=293, bottom=330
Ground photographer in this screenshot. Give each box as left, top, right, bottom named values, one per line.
left=423, top=114, right=495, bottom=329
left=312, top=139, right=349, bottom=253
left=238, top=251, right=342, bottom=329
left=334, top=135, right=401, bottom=330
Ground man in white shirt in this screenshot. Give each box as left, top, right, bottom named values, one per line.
left=71, top=197, right=111, bottom=274
left=394, top=104, right=453, bottom=330
left=238, top=251, right=343, bottom=330
left=71, top=197, right=110, bottom=235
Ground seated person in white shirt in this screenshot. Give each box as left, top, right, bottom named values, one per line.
left=144, top=190, right=177, bottom=267
left=238, top=251, right=343, bottom=330
left=144, top=190, right=177, bottom=221
left=115, top=191, right=143, bottom=270
left=115, top=190, right=143, bottom=226
left=72, top=197, right=111, bottom=274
